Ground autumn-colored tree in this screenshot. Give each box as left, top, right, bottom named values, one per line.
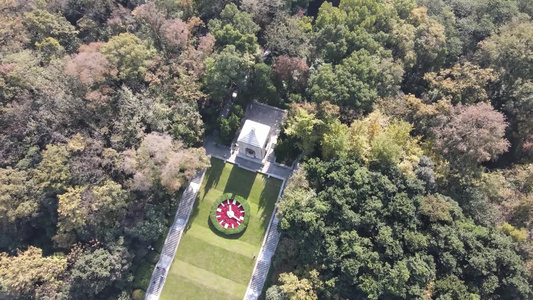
left=432, top=102, right=509, bottom=170
left=278, top=271, right=319, bottom=300
left=321, top=119, right=349, bottom=160
left=133, top=3, right=165, bottom=33
left=476, top=22, right=533, bottom=85
left=420, top=194, right=453, bottom=222
left=241, top=0, right=287, bottom=27
left=121, top=132, right=210, bottom=193
left=509, top=81, right=533, bottom=156
left=0, top=246, right=67, bottom=298
left=0, top=167, right=39, bottom=249
left=345, top=111, right=422, bottom=175
left=54, top=186, right=86, bottom=247
left=410, top=6, right=447, bottom=71
left=272, top=55, right=309, bottom=94
left=54, top=179, right=129, bottom=247
left=424, top=62, right=498, bottom=104
left=0, top=168, right=37, bottom=225
left=0, top=6, right=30, bottom=50
left=106, top=6, right=136, bottom=35
left=161, top=18, right=189, bottom=51
left=65, top=42, right=117, bottom=85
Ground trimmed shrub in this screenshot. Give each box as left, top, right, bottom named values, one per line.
left=132, top=289, right=145, bottom=300
left=209, top=193, right=250, bottom=235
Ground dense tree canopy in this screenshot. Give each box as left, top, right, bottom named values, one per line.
left=1, top=0, right=532, bottom=299
left=274, top=160, right=531, bottom=300
left=308, top=49, right=404, bottom=112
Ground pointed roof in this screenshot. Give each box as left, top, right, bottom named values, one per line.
left=237, top=120, right=271, bottom=148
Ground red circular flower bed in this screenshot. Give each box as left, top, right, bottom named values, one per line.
left=215, top=198, right=245, bottom=229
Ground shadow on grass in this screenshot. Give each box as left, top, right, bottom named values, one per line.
left=258, top=177, right=283, bottom=230
left=201, top=158, right=225, bottom=201
left=223, top=164, right=257, bottom=200
left=207, top=216, right=246, bottom=240
left=190, top=158, right=225, bottom=223
left=187, top=193, right=202, bottom=230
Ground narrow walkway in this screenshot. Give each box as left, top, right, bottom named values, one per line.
left=145, top=171, right=206, bottom=300
left=243, top=211, right=283, bottom=300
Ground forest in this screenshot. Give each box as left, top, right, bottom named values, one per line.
left=0, top=0, right=532, bottom=299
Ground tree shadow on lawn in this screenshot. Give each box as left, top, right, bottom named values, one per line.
left=257, top=178, right=283, bottom=230
left=223, top=164, right=257, bottom=200
left=201, top=158, right=225, bottom=201
left=187, top=194, right=202, bottom=230
left=189, top=159, right=224, bottom=226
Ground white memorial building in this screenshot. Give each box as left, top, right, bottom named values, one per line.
left=236, top=120, right=272, bottom=162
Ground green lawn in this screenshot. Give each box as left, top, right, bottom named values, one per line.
left=160, top=158, right=282, bottom=300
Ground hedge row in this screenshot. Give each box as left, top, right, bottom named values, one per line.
left=209, top=193, right=250, bottom=235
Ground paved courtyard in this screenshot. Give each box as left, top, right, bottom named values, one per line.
left=204, top=137, right=293, bottom=180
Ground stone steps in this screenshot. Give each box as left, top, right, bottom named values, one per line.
left=244, top=213, right=282, bottom=300
left=144, top=171, right=206, bottom=300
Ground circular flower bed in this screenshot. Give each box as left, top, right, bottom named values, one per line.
left=210, top=193, right=250, bottom=235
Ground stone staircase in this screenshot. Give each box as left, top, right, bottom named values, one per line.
left=244, top=215, right=282, bottom=300
left=144, top=171, right=205, bottom=300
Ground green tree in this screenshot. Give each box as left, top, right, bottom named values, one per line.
left=208, top=4, right=260, bottom=53
left=23, top=9, right=79, bottom=52
left=203, top=45, right=255, bottom=99
left=285, top=108, right=322, bottom=153
left=110, top=86, right=152, bottom=150
left=321, top=119, right=349, bottom=160
left=70, top=242, right=132, bottom=298
left=276, top=158, right=531, bottom=299
left=248, top=63, right=280, bottom=106
left=265, top=13, right=312, bottom=58
left=125, top=204, right=166, bottom=243
left=35, top=144, right=71, bottom=193
left=100, top=33, right=155, bottom=82
left=308, top=49, right=403, bottom=112
left=218, top=106, right=242, bottom=145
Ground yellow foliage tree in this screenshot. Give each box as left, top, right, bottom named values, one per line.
left=0, top=246, right=67, bottom=298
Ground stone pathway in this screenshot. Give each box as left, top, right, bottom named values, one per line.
left=145, top=171, right=205, bottom=300
left=243, top=213, right=282, bottom=300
